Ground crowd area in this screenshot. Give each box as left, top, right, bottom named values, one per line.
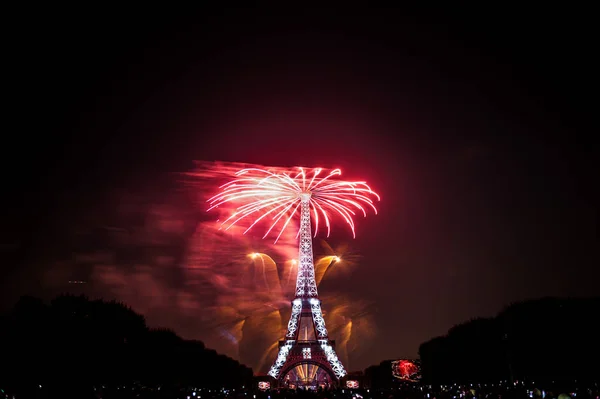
left=2, top=380, right=598, bottom=399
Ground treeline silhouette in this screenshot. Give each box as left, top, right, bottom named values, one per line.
left=418, top=297, right=600, bottom=384
left=0, top=294, right=252, bottom=393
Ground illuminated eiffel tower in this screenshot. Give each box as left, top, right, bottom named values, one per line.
left=268, top=194, right=345, bottom=388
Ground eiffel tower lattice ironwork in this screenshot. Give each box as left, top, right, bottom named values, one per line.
left=268, top=194, right=346, bottom=384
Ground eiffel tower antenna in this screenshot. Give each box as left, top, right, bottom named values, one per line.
left=207, top=166, right=380, bottom=388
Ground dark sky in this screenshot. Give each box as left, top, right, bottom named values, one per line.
left=2, top=6, right=598, bottom=372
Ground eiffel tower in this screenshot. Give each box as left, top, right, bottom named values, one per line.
left=268, top=194, right=346, bottom=388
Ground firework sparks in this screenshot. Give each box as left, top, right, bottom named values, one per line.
left=207, top=167, right=380, bottom=242
left=392, top=359, right=421, bottom=382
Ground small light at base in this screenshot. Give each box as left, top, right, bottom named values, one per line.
left=258, top=381, right=271, bottom=391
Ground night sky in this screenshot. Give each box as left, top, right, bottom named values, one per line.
left=2, top=7, right=597, bottom=372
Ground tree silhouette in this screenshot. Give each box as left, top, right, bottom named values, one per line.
left=0, top=294, right=253, bottom=396
left=418, top=297, right=600, bottom=384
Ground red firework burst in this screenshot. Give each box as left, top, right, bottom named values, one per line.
left=392, top=359, right=421, bottom=381
left=207, top=167, right=380, bottom=242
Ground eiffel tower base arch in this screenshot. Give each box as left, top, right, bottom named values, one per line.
left=273, top=340, right=340, bottom=389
